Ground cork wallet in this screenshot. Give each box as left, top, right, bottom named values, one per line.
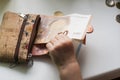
left=0, top=11, right=91, bottom=66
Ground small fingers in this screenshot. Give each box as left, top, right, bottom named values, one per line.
left=46, top=31, right=72, bottom=52
left=46, top=42, right=54, bottom=51
left=46, top=38, right=60, bottom=51
left=55, top=33, right=65, bottom=40
left=58, top=30, right=68, bottom=36
left=63, top=30, right=68, bottom=35
left=50, top=38, right=56, bottom=44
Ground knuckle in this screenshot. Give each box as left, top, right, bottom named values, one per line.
left=64, top=39, right=72, bottom=45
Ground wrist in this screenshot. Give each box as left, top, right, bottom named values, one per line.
left=51, top=52, right=76, bottom=67
left=58, top=56, right=78, bottom=69
left=58, top=59, right=82, bottom=80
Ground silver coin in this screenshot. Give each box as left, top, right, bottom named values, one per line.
left=105, top=0, right=115, bottom=7
left=116, top=2, right=120, bottom=9
left=116, top=14, right=120, bottom=23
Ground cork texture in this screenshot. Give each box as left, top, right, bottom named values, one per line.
left=0, top=11, right=38, bottom=63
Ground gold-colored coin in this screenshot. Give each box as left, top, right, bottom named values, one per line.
left=54, top=11, right=64, bottom=16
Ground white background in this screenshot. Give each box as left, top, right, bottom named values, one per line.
left=0, top=0, right=120, bottom=80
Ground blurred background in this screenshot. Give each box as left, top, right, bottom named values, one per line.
left=0, top=0, right=120, bottom=80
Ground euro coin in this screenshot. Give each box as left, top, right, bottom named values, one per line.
left=54, top=11, right=64, bottom=16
